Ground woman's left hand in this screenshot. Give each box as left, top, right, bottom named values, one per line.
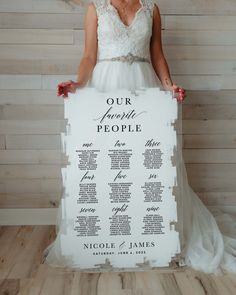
left=170, top=82, right=186, bottom=103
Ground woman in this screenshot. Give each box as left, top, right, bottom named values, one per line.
left=45, top=0, right=236, bottom=274
left=57, top=0, right=185, bottom=100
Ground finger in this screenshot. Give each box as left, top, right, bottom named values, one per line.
left=63, top=91, right=69, bottom=98
left=57, top=90, right=62, bottom=96
left=172, top=83, right=178, bottom=90
left=61, top=89, right=66, bottom=96
left=61, top=81, right=71, bottom=87
left=178, top=95, right=185, bottom=102
left=176, top=93, right=182, bottom=101
left=59, top=85, right=68, bottom=94
left=63, top=92, right=68, bottom=98
left=65, top=85, right=72, bottom=93
left=58, top=88, right=65, bottom=96
left=174, top=86, right=180, bottom=93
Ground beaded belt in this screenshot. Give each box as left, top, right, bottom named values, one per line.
left=98, top=52, right=150, bottom=65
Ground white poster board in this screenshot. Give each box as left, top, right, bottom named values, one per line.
left=59, top=87, right=180, bottom=271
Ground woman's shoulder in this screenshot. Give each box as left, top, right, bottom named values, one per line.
left=88, top=0, right=107, bottom=14
left=84, top=0, right=103, bottom=17
left=142, top=0, right=160, bottom=16
left=142, top=0, right=155, bottom=8
left=90, top=0, right=105, bottom=8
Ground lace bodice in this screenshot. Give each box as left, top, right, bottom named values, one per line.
left=92, top=0, right=155, bottom=61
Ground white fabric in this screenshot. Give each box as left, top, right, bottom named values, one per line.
left=43, top=0, right=236, bottom=274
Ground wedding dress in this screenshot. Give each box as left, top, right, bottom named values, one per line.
left=43, top=0, right=236, bottom=274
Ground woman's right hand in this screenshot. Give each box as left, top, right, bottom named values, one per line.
left=171, top=82, right=186, bottom=103
left=57, top=80, right=83, bottom=98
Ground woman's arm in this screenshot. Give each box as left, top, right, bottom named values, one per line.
left=57, top=2, right=98, bottom=97
left=77, top=2, right=98, bottom=86
left=150, top=4, right=186, bottom=102
left=150, top=4, right=173, bottom=91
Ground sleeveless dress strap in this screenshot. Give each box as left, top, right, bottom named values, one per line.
left=92, top=0, right=107, bottom=16
left=141, top=0, right=155, bottom=17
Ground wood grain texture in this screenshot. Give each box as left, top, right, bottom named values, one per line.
left=0, top=0, right=236, bottom=14
left=0, top=0, right=236, bottom=224
left=0, top=225, right=236, bottom=295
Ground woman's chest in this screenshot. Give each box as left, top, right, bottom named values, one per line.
left=97, top=8, right=153, bottom=42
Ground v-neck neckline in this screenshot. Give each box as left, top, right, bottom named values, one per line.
left=107, top=0, right=144, bottom=29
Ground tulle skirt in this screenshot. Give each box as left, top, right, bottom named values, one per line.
left=43, top=60, right=236, bottom=274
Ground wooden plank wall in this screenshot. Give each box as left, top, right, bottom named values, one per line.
left=0, top=0, right=236, bottom=225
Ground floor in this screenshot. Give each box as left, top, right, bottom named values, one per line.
left=1, top=225, right=236, bottom=295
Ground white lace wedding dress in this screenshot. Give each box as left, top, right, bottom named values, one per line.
left=43, top=0, right=236, bottom=274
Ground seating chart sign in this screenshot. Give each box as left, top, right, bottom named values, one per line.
left=59, top=87, right=180, bottom=271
